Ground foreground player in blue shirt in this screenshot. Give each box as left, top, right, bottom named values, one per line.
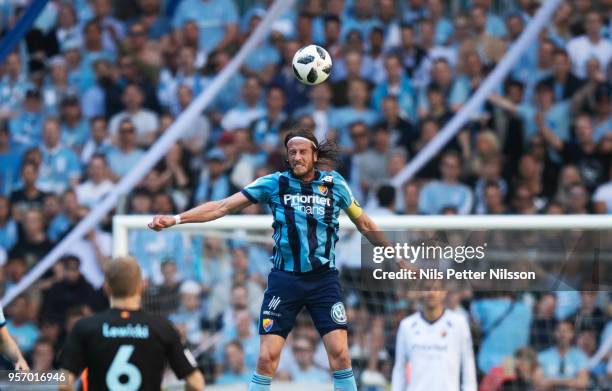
left=149, top=129, right=388, bottom=391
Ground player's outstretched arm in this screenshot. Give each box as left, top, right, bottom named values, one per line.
left=184, top=369, right=205, bottom=390
left=347, top=210, right=391, bottom=248
left=0, top=327, right=29, bottom=370
left=148, top=191, right=253, bottom=231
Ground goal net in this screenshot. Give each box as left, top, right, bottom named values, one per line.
left=113, top=215, right=612, bottom=391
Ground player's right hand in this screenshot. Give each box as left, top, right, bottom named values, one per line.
left=148, top=215, right=176, bottom=231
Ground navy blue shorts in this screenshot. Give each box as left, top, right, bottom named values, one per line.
left=259, top=266, right=348, bottom=338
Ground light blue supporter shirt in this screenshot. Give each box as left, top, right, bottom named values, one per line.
left=37, top=146, right=81, bottom=195
left=538, top=347, right=589, bottom=380
left=172, top=0, right=238, bottom=52
left=106, top=147, right=145, bottom=178
left=471, top=298, right=532, bottom=373
left=418, top=180, right=474, bottom=215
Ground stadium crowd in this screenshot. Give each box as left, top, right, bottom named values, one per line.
left=0, top=0, right=610, bottom=389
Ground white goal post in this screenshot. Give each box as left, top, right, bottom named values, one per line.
left=112, top=214, right=612, bottom=258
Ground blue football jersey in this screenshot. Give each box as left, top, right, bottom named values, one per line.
left=241, top=170, right=356, bottom=273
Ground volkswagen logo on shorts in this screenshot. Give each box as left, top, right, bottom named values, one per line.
left=331, top=302, right=347, bottom=324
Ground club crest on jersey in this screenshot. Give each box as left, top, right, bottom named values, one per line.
left=318, top=184, right=328, bottom=195
left=262, top=318, right=274, bottom=332
left=331, top=302, right=347, bottom=325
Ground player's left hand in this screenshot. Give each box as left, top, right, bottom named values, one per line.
left=148, top=215, right=176, bottom=231
left=14, top=357, right=29, bottom=371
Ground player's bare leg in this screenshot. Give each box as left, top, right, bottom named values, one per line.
left=323, top=329, right=357, bottom=390
left=248, top=334, right=285, bottom=390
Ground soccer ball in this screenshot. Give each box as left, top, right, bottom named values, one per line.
left=292, top=45, right=332, bottom=85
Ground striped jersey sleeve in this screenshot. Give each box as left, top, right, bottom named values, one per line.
left=241, top=173, right=278, bottom=204
left=333, top=171, right=356, bottom=209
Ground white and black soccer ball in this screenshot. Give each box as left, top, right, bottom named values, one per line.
left=292, top=44, right=332, bottom=85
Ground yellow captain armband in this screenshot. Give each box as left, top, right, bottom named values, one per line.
left=345, top=199, right=363, bottom=219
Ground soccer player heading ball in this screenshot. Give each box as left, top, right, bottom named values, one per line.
left=149, top=129, right=390, bottom=390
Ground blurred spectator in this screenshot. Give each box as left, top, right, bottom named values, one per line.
left=143, top=259, right=181, bottom=317
left=138, top=0, right=171, bottom=40
left=221, top=77, right=265, bottom=131
left=59, top=96, right=90, bottom=153
left=158, top=46, right=207, bottom=115
left=216, top=340, right=251, bottom=384
left=31, top=338, right=55, bottom=371
left=48, top=190, right=80, bottom=242
left=0, top=53, right=28, bottom=115
left=402, top=181, right=420, bottom=215
left=474, top=156, right=507, bottom=214
left=193, top=148, right=232, bottom=205
left=536, top=320, right=590, bottom=389
left=174, top=85, right=210, bottom=154
left=566, top=11, right=612, bottom=79
left=332, top=50, right=372, bottom=105
left=172, top=0, right=238, bottom=54
left=75, top=154, right=114, bottom=208
left=38, top=118, right=81, bottom=195
left=10, top=208, right=53, bottom=268
left=9, top=89, right=46, bottom=150
left=548, top=1, right=572, bottom=47
left=480, top=346, right=541, bottom=391
left=10, top=162, right=48, bottom=221
left=332, top=79, right=379, bottom=149
left=169, top=280, right=205, bottom=348
left=109, top=84, right=159, bottom=145
left=459, top=6, right=506, bottom=68
left=366, top=185, right=396, bottom=216
left=530, top=293, right=557, bottom=351
left=483, top=182, right=509, bottom=214
left=380, top=96, right=416, bottom=156
left=106, top=119, right=145, bottom=178
left=541, top=114, right=608, bottom=192
left=471, top=293, right=532, bottom=373
left=357, top=125, right=392, bottom=196
left=81, top=117, right=112, bottom=165
left=216, top=309, right=258, bottom=371
left=570, top=290, right=606, bottom=338
left=371, top=53, right=415, bottom=119
left=5, top=295, right=39, bottom=354
left=289, top=337, right=330, bottom=383
left=419, top=151, right=473, bottom=214
left=40, top=255, right=102, bottom=325
left=251, top=85, right=287, bottom=152
left=542, top=49, right=585, bottom=102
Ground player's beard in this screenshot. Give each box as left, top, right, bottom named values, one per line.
left=290, top=159, right=315, bottom=179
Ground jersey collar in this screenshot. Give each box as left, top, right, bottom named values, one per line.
left=420, top=308, right=446, bottom=325
left=288, top=169, right=322, bottom=182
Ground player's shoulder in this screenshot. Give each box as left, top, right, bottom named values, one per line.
left=399, top=312, right=421, bottom=329
left=261, top=171, right=283, bottom=181
left=246, top=171, right=282, bottom=187
left=324, top=170, right=347, bottom=184
left=442, top=309, right=470, bottom=329
left=70, top=310, right=111, bottom=334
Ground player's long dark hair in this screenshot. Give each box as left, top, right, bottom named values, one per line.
left=284, top=128, right=340, bottom=171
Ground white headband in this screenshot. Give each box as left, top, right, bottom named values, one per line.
left=287, top=136, right=318, bottom=149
